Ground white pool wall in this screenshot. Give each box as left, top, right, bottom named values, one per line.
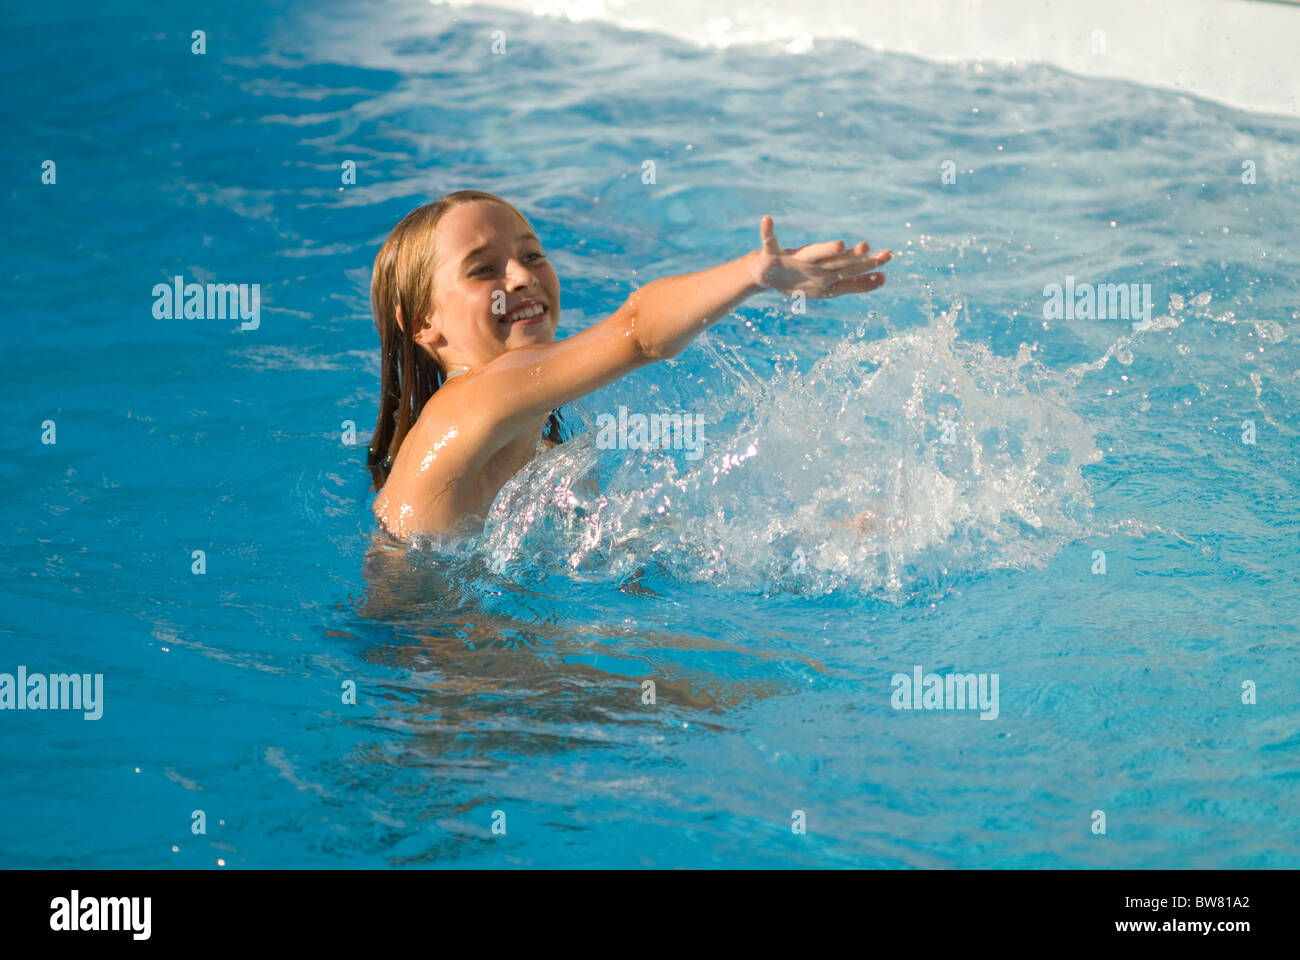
left=435, top=0, right=1300, bottom=118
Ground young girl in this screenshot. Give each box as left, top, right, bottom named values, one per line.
left=367, top=189, right=891, bottom=540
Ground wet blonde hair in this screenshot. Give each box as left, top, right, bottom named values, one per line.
left=366, top=190, right=566, bottom=490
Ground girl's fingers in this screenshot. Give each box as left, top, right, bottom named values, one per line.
left=759, top=216, right=782, bottom=256
left=818, top=249, right=892, bottom=274
left=794, top=240, right=847, bottom=261
left=824, top=272, right=887, bottom=297
left=794, top=240, right=871, bottom=263
left=805, top=240, right=871, bottom=263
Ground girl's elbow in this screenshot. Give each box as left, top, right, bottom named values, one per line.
left=621, top=298, right=670, bottom=362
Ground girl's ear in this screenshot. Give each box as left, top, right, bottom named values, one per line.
left=413, top=311, right=443, bottom=348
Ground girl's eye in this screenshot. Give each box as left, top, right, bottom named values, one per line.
left=470, top=252, right=543, bottom=277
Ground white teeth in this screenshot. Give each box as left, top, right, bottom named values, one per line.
left=506, top=303, right=544, bottom=322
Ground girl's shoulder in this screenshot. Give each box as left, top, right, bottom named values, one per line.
left=388, top=379, right=479, bottom=474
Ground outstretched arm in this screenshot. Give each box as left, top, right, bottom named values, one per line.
left=608, top=215, right=894, bottom=359
left=624, top=248, right=764, bottom=360
left=476, top=216, right=892, bottom=436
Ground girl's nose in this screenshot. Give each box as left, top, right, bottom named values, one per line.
left=504, top=258, right=537, bottom=289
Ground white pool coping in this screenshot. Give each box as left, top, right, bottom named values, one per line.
left=433, top=0, right=1300, bottom=118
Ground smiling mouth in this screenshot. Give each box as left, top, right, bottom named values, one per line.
left=501, top=300, right=548, bottom=326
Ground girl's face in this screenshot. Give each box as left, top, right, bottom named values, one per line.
left=418, top=200, right=560, bottom=370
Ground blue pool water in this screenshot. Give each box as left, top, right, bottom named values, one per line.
left=3, top=0, right=1299, bottom=868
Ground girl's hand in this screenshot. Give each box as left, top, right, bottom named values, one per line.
left=751, top=215, right=892, bottom=298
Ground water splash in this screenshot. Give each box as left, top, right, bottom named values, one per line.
left=437, top=302, right=1105, bottom=600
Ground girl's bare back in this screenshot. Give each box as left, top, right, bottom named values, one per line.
left=372, top=375, right=557, bottom=538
